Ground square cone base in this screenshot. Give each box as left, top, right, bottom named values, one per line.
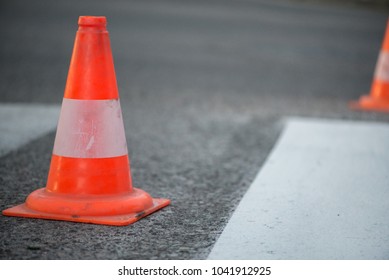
left=3, top=198, right=170, bottom=226
left=350, top=96, right=389, bottom=113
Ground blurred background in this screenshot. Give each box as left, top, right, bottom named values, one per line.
left=1, top=0, right=389, bottom=259
left=1, top=0, right=388, bottom=105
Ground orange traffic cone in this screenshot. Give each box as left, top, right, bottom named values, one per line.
left=2, top=16, right=170, bottom=226
left=350, top=19, right=389, bottom=112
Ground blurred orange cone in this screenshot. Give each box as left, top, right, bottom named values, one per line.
left=2, top=16, right=170, bottom=226
left=350, top=19, right=389, bottom=112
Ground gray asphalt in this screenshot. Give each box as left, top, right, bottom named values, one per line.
left=1, top=0, right=389, bottom=259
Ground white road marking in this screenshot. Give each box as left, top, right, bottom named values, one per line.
left=208, top=118, right=389, bottom=259
left=0, top=103, right=60, bottom=157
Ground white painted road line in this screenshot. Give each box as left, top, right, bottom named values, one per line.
left=0, top=103, right=60, bottom=157
left=208, top=118, right=389, bottom=259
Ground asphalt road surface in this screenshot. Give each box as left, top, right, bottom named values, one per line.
left=1, top=0, right=389, bottom=259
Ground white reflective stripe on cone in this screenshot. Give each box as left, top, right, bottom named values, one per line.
left=53, top=98, right=128, bottom=158
left=374, top=51, right=389, bottom=82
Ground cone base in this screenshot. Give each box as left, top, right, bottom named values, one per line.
left=350, top=95, right=389, bottom=113
left=3, top=195, right=170, bottom=226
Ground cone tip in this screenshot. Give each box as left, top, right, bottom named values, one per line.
left=78, top=16, right=107, bottom=27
